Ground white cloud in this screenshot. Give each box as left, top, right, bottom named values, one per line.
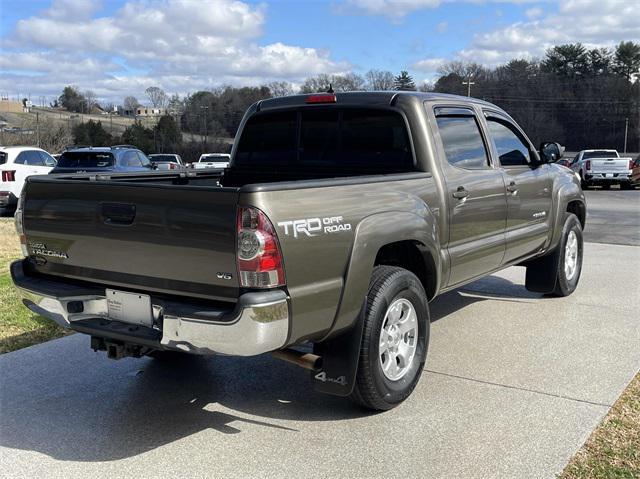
left=2, top=0, right=347, bottom=102
left=342, top=0, right=441, bottom=19
left=412, top=57, right=446, bottom=73
left=342, top=0, right=545, bottom=19
left=436, top=21, right=448, bottom=33
left=525, top=6, right=543, bottom=19
left=453, top=0, right=640, bottom=65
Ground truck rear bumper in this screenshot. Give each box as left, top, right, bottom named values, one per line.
left=585, top=173, right=630, bottom=183
left=11, top=260, right=290, bottom=356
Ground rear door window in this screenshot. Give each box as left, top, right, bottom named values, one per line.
left=121, top=151, right=143, bottom=167
left=23, top=150, right=45, bottom=166
left=235, top=108, right=414, bottom=173
left=435, top=115, right=490, bottom=169
left=0, top=152, right=7, bottom=165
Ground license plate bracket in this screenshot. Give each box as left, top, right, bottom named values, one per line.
left=106, top=289, right=153, bottom=327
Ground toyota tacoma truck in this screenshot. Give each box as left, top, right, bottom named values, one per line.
left=569, top=149, right=634, bottom=189
left=11, top=92, right=586, bottom=410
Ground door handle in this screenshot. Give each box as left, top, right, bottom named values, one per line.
left=507, top=181, right=518, bottom=193
left=452, top=186, right=469, bottom=199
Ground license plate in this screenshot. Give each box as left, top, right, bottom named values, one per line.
left=106, top=289, right=153, bottom=327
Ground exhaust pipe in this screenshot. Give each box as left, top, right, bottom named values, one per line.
left=271, top=349, right=322, bottom=371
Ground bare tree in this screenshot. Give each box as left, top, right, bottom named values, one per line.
left=333, top=73, right=366, bottom=92
left=123, top=96, right=140, bottom=112
left=83, top=90, right=97, bottom=111
left=300, top=73, right=365, bottom=93
left=365, top=69, right=395, bottom=90
left=145, top=86, right=168, bottom=108
left=267, top=81, right=295, bottom=97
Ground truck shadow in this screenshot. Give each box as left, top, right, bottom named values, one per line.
left=430, top=274, right=543, bottom=322
left=0, top=274, right=537, bottom=463
left=0, top=345, right=365, bottom=463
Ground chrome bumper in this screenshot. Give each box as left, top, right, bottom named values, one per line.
left=11, top=261, right=290, bottom=356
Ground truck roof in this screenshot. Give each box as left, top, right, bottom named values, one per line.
left=255, top=91, right=505, bottom=113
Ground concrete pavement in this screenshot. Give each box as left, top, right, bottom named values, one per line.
left=1, top=192, right=639, bottom=478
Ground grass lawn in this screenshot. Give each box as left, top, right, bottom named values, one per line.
left=0, top=217, right=68, bottom=353
left=561, top=373, right=640, bottom=478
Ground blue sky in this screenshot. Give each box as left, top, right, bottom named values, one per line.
left=0, top=0, right=637, bottom=103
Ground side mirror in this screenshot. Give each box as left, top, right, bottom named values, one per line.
left=539, top=142, right=564, bottom=164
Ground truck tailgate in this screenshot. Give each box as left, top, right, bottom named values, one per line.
left=21, top=178, right=240, bottom=301
left=590, top=158, right=630, bottom=173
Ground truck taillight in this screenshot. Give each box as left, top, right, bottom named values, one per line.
left=169, top=163, right=176, bottom=169
left=2, top=170, right=16, bottom=182
left=585, top=160, right=591, bottom=170
left=629, top=160, right=634, bottom=170
left=236, top=206, right=285, bottom=288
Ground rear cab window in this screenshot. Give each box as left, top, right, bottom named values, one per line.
left=0, top=152, right=7, bottom=165
left=583, top=151, right=618, bottom=159
left=434, top=108, right=490, bottom=169
left=58, top=152, right=115, bottom=168
left=235, top=107, right=415, bottom=175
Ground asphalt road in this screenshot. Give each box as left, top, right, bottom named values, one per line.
left=1, top=191, right=639, bottom=478
left=583, top=189, right=640, bottom=246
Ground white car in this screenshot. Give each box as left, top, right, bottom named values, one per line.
left=0, top=146, right=57, bottom=214
left=192, top=153, right=230, bottom=169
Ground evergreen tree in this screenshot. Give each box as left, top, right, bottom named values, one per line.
left=393, top=71, right=416, bottom=91
left=73, top=120, right=112, bottom=146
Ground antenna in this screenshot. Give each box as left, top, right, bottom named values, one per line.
left=327, top=83, right=334, bottom=94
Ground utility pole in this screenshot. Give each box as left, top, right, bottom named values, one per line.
left=201, top=105, right=209, bottom=147
left=462, top=76, right=475, bottom=97
left=623, top=117, right=628, bottom=154
left=36, top=111, right=40, bottom=147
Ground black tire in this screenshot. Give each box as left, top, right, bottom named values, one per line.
left=580, top=172, right=589, bottom=190
left=620, top=182, right=632, bottom=191
left=550, top=213, right=584, bottom=297
left=350, top=266, right=429, bottom=411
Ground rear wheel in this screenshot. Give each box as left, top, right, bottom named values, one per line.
left=621, top=182, right=632, bottom=190
left=580, top=173, right=589, bottom=190
left=350, top=266, right=429, bottom=411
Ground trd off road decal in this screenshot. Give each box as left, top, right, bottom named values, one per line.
left=278, top=216, right=352, bottom=238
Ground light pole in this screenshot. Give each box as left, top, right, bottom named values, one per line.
left=35, top=111, right=40, bottom=147
left=623, top=117, right=629, bottom=154
left=462, top=76, right=475, bottom=97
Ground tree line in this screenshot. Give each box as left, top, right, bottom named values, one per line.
left=60, top=41, right=639, bottom=154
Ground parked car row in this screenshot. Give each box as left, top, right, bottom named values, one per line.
left=1, top=145, right=232, bottom=215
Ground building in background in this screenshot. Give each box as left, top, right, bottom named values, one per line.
left=121, top=106, right=167, bottom=117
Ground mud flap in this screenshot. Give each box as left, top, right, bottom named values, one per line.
left=312, top=312, right=365, bottom=397
left=525, top=247, right=560, bottom=294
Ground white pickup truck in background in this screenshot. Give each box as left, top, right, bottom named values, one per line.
left=191, top=153, right=230, bottom=169
left=570, top=149, right=634, bottom=190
